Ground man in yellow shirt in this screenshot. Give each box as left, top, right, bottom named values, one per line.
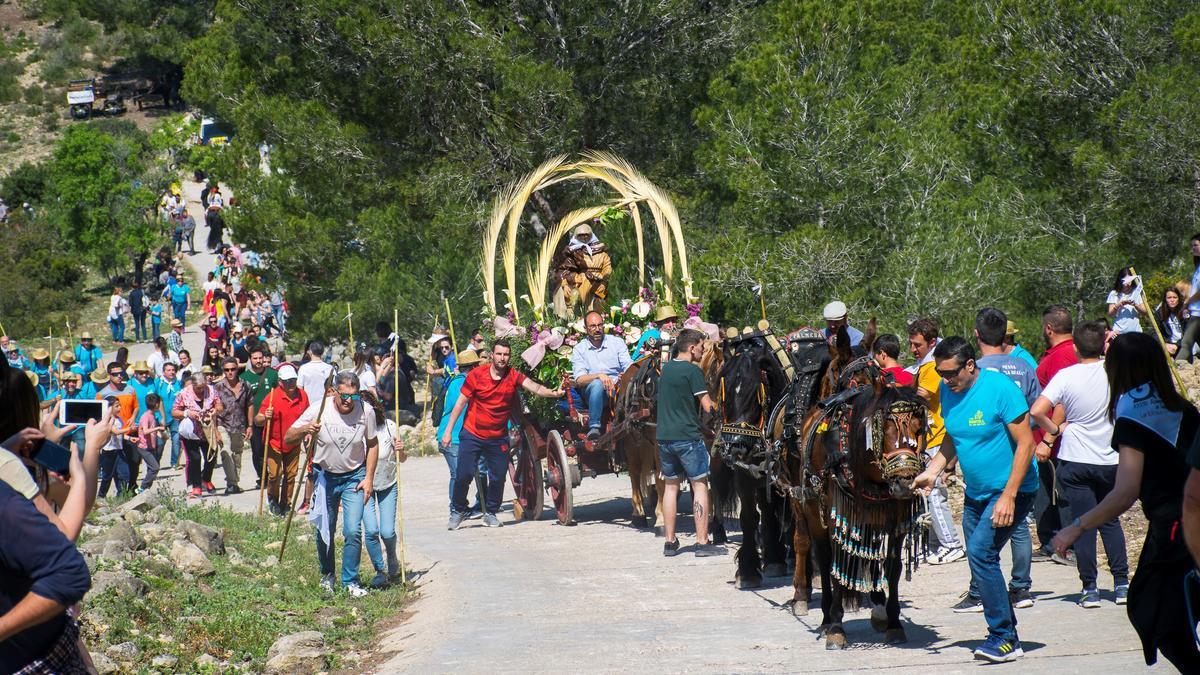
left=909, top=318, right=964, bottom=565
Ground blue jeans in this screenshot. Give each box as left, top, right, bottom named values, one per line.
left=166, top=420, right=181, bottom=466
left=131, top=312, right=147, bottom=341
left=98, top=447, right=132, bottom=496
left=451, top=430, right=508, bottom=515
left=151, top=319, right=161, bottom=340
left=172, top=302, right=187, bottom=328
left=440, top=442, right=487, bottom=514
left=315, top=465, right=367, bottom=586
left=272, top=304, right=286, bottom=332
left=962, top=491, right=1037, bottom=642
left=968, top=519, right=1033, bottom=596
left=109, top=317, right=126, bottom=342
left=363, top=482, right=399, bottom=575
left=578, top=379, right=607, bottom=429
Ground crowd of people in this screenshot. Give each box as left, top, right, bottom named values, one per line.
left=12, top=221, right=1200, bottom=671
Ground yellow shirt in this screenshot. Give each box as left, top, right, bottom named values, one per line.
left=917, top=361, right=946, bottom=449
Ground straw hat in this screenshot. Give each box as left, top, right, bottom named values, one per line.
left=655, top=305, right=680, bottom=322
left=61, top=372, right=81, bottom=383
left=90, top=368, right=108, bottom=384
left=79, top=331, right=93, bottom=340
left=456, top=349, right=483, bottom=367
left=201, top=365, right=214, bottom=375
left=58, top=351, right=76, bottom=364
left=29, top=348, right=50, bottom=361
left=1005, top=321, right=1019, bottom=336
left=132, top=360, right=152, bottom=373
left=25, top=370, right=38, bottom=387
left=170, top=318, right=183, bottom=328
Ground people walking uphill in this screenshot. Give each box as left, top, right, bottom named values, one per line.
left=174, top=373, right=224, bottom=498
left=107, top=285, right=128, bottom=344
left=135, top=392, right=166, bottom=493
left=169, top=277, right=191, bottom=330
left=1031, top=320, right=1127, bottom=610
left=361, top=390, right=407, bottom=587
left=436, top=349, right=486, bottom=519
left=441, top=340, right=563, bottom=530
left=157, top=361, right=184, bottom=470
left=259, top=364, right=307, bottom=516
left=96, top=361, right=140, bottom=494
left=129, top=282, right=149, bottom=343
left=1056, top=332, right=1200, bottom=671
left=1003, top=322, right=1038, bottom=369
left=656, top=328, right=721, bottom=558
left=912, top=336, right=1038, bottom=663
left=242, top=344, right=278, bottom=490
left=285, top=370, right=378, bottom=597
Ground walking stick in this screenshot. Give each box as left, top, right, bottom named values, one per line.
left=443, top=296, right=457, bottom=352
left=345, top=303, right=354, bottom=348
left=393, top=308, right=408, bottom=584
left=257, top=389, right=275, bottom=516
left=279, top=370, right=334, bottom=564
left=419, top=313, right=440, bottom=456
left=1130, top=267, right=1192, bottom=402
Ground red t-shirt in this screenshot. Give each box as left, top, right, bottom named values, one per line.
left=266, top=385, right=309, bottom=453
left=1034, top=337, right=1079, bottom=448
left=884, top=366, right=915, bottom=387
left=460, top=366, right=527, bottom=440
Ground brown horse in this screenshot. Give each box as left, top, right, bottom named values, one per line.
left=782, top=327, right=928, bottom=649
left=614, top=354, right=666, bottom=530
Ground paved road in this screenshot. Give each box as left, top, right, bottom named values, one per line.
left=375, top=457, right=1151, bottom=673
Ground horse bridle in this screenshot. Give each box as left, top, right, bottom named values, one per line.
left=715, top=347, right=779, bottom=480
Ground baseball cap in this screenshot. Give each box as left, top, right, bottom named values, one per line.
left=822, top=301, right=848, bottom=321
left=277, top=363, right=298, bottom=380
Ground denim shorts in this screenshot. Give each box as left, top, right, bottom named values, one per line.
left=658, top=439, right=709, bottom=481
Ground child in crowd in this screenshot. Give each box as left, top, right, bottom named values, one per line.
left=137, top=393, right=167, bottom=493
left=150, top=297, right=163, bottom=340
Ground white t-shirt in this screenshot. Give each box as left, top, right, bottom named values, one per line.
left=1105, top=289, right=1143, bottom=334
left=373, top=418, right=399, bottom=490
left=357, top=366, right=377, bottom=393
left=148, top=350, right=180, bottom=377
left=297, top=360, right=336, bottom=407
left=296, top=398, right=376, bottom=474
left=1041, top=361, right=1116, bottom=465
left=203, top=280, right=219, bottom=295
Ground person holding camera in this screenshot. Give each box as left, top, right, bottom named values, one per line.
left=1106, top=267, right=1146, bottom=336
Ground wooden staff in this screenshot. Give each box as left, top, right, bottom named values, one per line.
left=279, top=370, right=334, bottom=563
left=257, top=389, right=275, bottom=516
left=443, top=296, right=457, bottom=352
left=419, top=313, right=440, bottom=456
left=1131, top=267, right=1191, bottom=402
left=346, top=303, right=354, bottom=347
left=756, top=281, right=766, bottom=322
left=394, top=308, right=407, bottom=584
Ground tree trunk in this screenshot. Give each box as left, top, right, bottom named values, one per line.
left=133, top=250, right=147, bottom=287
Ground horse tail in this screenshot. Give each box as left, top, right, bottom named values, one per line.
left=708, top=453, right=739, bottom=520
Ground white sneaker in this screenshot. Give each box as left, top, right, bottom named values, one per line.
left=927, top=545, right=966, bottom=565
left=319, top=575, right=335, bottom=595
left=346, top=582, right=369, bottom=598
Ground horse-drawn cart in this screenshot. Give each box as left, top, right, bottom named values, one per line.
left=508, top=354, right=662, bottom=526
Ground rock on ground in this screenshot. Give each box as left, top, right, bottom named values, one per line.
left=265, top=631, right=328, bottom=674
left=80, top=521, right=145, bottom=556
left=90, top=652, right=119, bottom=674
left=169, top=540, right=215, bottom=576
left=105, top=641, right=139, bottom=661
left=118, top=489, right=160, bottom=514
left=177, top=519, right=226, bottom=555
left=89, top=570, right=149, bottom=599
left=151, top=654, right=178, bottom=669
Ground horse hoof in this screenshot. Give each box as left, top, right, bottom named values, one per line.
left=631, top=515, right=648, bottom=529
left=763, top=563, right=787, bottom=578
left=825, top=633, right=848, bottom=650
left=791, top=600, right=809, bottom=616
left=712, top=530, right=728, bottom=545
left=870, top=605, right=888, bottom=633
left=735, top=574, right=762, bottom=590
left=885, top=628, right=907, bottom=644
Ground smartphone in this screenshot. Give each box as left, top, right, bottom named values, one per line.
left=31, top=439, right=72, bottom=478
left=60, top=399, right=106, bottom=426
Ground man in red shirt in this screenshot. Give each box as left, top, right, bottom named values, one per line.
left=440, top=339, right=562, bottom=529
left=256, top=363, right=309, bottom=515
left=1034, top=304, right=1079, bottom=562
left=202, top=314, right=228, bottom=355
left=872, top=334, right=915, bottom=387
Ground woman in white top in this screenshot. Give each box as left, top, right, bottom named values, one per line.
left=361, top=391, right=406, bottom=587
left=353, top=346, right=378, bottom=397
left=107, top=286, right=127, bottom=344
left=1030, top=320, right=1128, bottom=608
left=1106, top=266, right=1146, bottom=335
left=148, top=336, right=180, bottom=378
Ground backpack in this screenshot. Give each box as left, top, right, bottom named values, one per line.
left=431, top=375, right=457, bottom=425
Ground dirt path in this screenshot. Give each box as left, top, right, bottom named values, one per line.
left=376, top=456, right=1146, bottom=673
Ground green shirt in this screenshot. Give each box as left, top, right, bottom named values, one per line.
left=656, top=359, right=708, bottom=441
left=241, top=367, right=279, bottom=411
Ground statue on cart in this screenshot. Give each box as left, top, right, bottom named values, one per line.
left=552, top=222, right=612, bottom=319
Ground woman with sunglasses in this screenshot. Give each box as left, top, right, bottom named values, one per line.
left=426, top=336, right=457, bottom=403
left=1051, top=332, right=1200, bottom=671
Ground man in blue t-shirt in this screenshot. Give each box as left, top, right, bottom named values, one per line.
left=913, top=336, right=1038, bottom=664
left=169, top=280, right=191, bottom=329
left=436, top=350, right=485, bottom=518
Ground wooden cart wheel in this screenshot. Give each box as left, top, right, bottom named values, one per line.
left=508, top=428, right=544, bottom=520
left=545, top=430, right=575, bottom=526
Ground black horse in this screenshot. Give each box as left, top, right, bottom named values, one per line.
left=711, top=334, right=792, bottom=588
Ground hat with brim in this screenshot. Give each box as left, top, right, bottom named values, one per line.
left=277, top=363, right=298, bottom=380
left=132, top=360, right=152, bottom=373
left=25, top=370, right=38, bottom=387
left=170, top=319, right=183, bottom=328
left=201, top=365, right=214, bottom=375
left=457, top=349, right=483, bottom=368
left=233, top=325, right=244, bottom=334
left=822, top=300, right=848, bottom=321
left=90, top=368, right=108, bottom=384
left=80, top=331, right=93, bottom=340
left=655, top=305, right=680, bottom=322
left=58, top=351, right=76, bottom=364
left=30, top=348, right=50, bottom=361
left=62, top=372, right=81, bottom=383
left=1005, top=321, right=1018, bottom=336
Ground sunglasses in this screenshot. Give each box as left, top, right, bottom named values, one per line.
left=441, top=346, right=452, bottom=351
left=337, top=393, right=361, bottom=402
left=472, top=337, right=485, bottom=343
left=934, top=362, right=967, bottom=379
left=109, top=371, right=125, bottom=378
left=223, top=367, right=238, bottom=372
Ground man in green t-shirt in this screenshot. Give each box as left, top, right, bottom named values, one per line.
left=656, top=328, right=721, bottom=557
left=240, top=344, right=279, bottom=488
